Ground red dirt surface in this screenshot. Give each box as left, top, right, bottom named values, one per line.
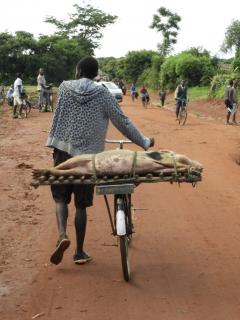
left=1, top=94, right=240, bottom=320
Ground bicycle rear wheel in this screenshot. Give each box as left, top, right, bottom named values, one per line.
left=116, top=194, right=132, bottom=281
left=178, top=107, right=187, bottom=125
left=119, top=235, right=130, bottom=281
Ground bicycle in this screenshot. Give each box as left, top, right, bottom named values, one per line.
left=96, top=139, right=135, bottom=281
left=177, top=98, right=188, bottom=125
left=22, top=98, right=32, bottom=118
left=20, top=91, right=34, bottom=118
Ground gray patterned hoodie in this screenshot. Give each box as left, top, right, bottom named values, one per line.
left=46, top=78, right=151, bottom=156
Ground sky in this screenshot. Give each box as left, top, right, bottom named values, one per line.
left=0, top=0, right=239, bottom=59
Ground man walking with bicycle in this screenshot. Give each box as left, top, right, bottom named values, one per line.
left=37, top=68, right=49, bottom=112
left=175, top=80, right=188, bottom=120
left=46, top=56, right=154, bottom=266
left=13, top=73, right=25, bottom=119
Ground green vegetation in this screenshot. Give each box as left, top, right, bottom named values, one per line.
left=150, top=7, right=181, bottom=56
left=0, top=4, right=240, bottom=102
left=188, top=87, right=209, bottom=100
left=0, top=4, right=116, bottom=85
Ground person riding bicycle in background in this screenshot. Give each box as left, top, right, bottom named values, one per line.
left=37, top=68, right=49, bottom=112
left=46, top=56, right=154, bottom=266
left=175, top=80, right=188, bottom=120
left=130, top=83, right=138, bottom=102
left=140, top=85, right=150, bottom=104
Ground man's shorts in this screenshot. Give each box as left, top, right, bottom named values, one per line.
left=50, top=149, right=94, bottom=208
left=225, top=99, right=232, bottom=112
left=14, top=96, right=25, bottom=106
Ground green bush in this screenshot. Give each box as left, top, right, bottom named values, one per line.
left=209, top=73, right=240, bottom=98
left=160, top=52, right=217, bottom=89
left=160, top=55, right=178, bottom=90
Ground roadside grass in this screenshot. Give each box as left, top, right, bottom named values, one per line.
left=188, top=86, right=209, bottom=101
left=24, top=85, right=58, bottom=103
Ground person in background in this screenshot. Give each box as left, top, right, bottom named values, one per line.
left=175, top=80, right=188, bottom=119
left=130, top=83, right=138, bottom=102
left=46, top=56, right=154, bottom=266
left=159, top=88, right=166, bottom=107
left=37, top=68, right=48, bottom=112
left=13, top=73, right=24, bottom=119
left=140, top=85, right=150, bottom=106
left=118, top=79, right=126, bottom=95
left=229, top=80, right=238, bottom=125
left=6, top=84, right=14, bottom=106
left=224, top=79, right=234, bottom=125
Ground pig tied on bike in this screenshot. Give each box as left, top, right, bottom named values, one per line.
left=32, top=149, right=203, bottom=187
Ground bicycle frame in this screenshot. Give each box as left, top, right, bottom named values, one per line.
left=96, top=139, right=134, bottom=236
left=96, top=184, right=134, bottom=236
left=177, top=98, right=188, bottom=125
left=96, top=139, right=135, bottom=281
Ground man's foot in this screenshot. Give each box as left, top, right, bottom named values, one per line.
left=226, top=121, right=233, bottom=125
left=73, top=252, right=92, bottom=265
left=50, top=235, right=70, bottom=265
left=13, top=114, right=18, bottom=119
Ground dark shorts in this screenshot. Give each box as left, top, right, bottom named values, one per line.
left=50, top=149, right=94, bottom=208
left=225, top=99, right=232, bottom=111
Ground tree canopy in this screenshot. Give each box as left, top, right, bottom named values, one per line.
left=150, top=7, right=181, bottom=56
left=0, top=3, right=117, bottom=85
left=221, top=20, right=240, bottom=58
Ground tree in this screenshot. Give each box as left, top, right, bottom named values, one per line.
left=138, top=54, right=164, bottom=89
left=221, top=20, right=240, bottom=58
left=160, top=52, right=217, bottom=89
left=150, top=7, right=181, bottom=56
left=0, top=31, right=38, bottom=84
left=45, top=4, right=117, bottom=54
left=0, top=3, right=118, bottom=85
left=124, top=50, right=155, bottom=83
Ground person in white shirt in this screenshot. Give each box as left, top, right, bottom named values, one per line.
left=13, top=73, right=24, bottom=118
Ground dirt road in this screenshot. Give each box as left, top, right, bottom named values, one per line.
left=1, top=95, right=240, bottom=320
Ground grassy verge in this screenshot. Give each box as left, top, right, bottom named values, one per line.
left=188, top=86, right=209, bottom=101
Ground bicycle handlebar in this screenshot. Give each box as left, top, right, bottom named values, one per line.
left=105, top=139, right=132, bottom=144
left=105, top=138, right=154, bottom=149
left=105, top=139, right=132, bottom=149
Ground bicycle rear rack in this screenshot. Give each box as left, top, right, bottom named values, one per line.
left=96, top=183, right=134, bottom=195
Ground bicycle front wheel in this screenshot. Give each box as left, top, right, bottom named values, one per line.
left=23, top=102, right=31, bottom=118
left=119, top=235, right=130, bottom=281
left=178, top=107, right=187, bottom=125
left=49, top=94, right=54, bottom=112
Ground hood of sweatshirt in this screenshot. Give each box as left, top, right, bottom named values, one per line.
left=61, top=78, right=104, bottom=104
